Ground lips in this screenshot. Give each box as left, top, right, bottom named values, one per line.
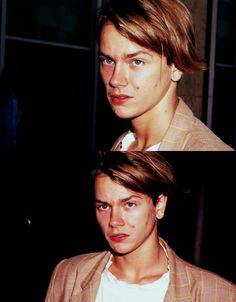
left=110, top=94, right=133, bottom=105
left=109, top=234, right=129, bottom=242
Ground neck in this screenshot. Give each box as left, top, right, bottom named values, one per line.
left=130, top=96, right=179, bottom=150
left=109, top=240, right=169, bottom=285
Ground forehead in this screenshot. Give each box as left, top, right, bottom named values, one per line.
left=100, top=23, right=157, bottom=59
left=94, top=174, right=151, bottom=206
left=95, top=174, right=130, bottom=196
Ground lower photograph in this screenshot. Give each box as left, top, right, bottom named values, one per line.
left=2, top=151, right=236, bottom=301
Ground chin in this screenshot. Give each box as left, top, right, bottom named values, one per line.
left=111, top=248, right=131, bottom=256
left=109, top=244, right=132, bottom=255
left=113, top=110, right=135, bottom=120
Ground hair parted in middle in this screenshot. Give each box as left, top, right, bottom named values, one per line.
left=96, top=0, right=207, bottom=72
left=91, top=151, right=175, bottom=204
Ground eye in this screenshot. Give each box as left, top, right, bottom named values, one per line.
left=132, top=59, right=144, bottom=66
left=96, top=203, right=110, bottom=211
left=126, top=202, right=136, bottom=209
left=100, top=57, right=114, bottom=65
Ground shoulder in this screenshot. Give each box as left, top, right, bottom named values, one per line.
left=177, top=99, right=234, bottom=151
left=185, top=260, right=236, bottom=298
left=180, top=257, right=234, bottom=285
left=185, top=117, right=234, bottom=151
left=53, top=251, right=109, bottom=275
left=161, top=239, right=236, bottom=301
left=45, top=251, right=110, bottom=301
left=176, top=255, right=236, bottom=299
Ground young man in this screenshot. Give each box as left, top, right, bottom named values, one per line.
left=97, top=0, right=234, bottom=151
left=45, top=152, right=236, bottom=302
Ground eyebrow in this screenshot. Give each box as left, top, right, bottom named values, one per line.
left=98, top=50, right=153, bottom=60
left=95, top=194, right=142, bottom=204
left=124, top=51, right=153, bottom=59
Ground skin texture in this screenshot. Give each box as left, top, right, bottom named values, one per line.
left=94, top=174, right=168, bottom=284
left=99, top=23, right=182, bottom=149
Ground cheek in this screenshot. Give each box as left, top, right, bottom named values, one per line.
left=126, top=209, right=153, bottom=229
left=125, top=212, right=137, bottom=228
left=130, top=70, right=151, bottom=90
left=100, top=67, right=110, bottom=84
left=158, top=66, right=173, bottom=85
left=144, top=209, right=157, bottom=228
left=96, top=213, right=106, bottom=229
left=134, top=71, right=158, bottom=92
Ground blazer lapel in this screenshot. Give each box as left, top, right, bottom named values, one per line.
left=70, top=279, right=101, bottom=302
left=70, top=252, right=111, bottom=302
left=159, top=99, right=194, bottom=151
left=70, top=241, right=194, bottom=302
left=160, top=239, right=192, bottom=302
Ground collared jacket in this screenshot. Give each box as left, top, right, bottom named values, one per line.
left=111, top=99, right=234, bottom=151
left=45, top=239, right=236, bottom=302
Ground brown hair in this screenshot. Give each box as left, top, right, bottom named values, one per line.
left=97, top=0, right=207, bottom=72
left=91, top=151, right=175, bottom=204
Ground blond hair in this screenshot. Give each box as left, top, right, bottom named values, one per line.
left=92, top=151, right=175, bottom=204
left=97, top=0, right=207, bottom=72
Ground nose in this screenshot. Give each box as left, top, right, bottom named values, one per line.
left=109, top=208, right=125, bottom=228
left=109, top=64, right=128, bottom=88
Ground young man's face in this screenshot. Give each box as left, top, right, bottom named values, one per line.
left=94, top=174, right=165, bottom=255
left=99, top=23, right=181, bottom=121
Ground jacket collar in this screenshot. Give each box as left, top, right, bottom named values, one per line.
left=159, top=98, right=194, bottom=151
left=160, top=238, right=192, bottom=301
left=71, top=251, right=111, bottom=302
left=72, top=240, right=193, bottom=302
left=111, top=98, right=194, bottom=151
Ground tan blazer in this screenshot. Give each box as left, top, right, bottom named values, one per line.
left=111, top=99, right=234, bottom=151
left=45, top=239, right=236, bottom=302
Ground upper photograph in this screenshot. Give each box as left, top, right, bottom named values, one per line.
left=0, top=0, right=235, bottom=152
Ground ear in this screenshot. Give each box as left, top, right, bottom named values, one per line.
left=155, top=194, right=168, bottom=219
left=171, top=64, right=183, bottom=82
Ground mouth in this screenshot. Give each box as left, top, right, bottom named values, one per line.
left=109, top=94, right=133, bottom=105
left=109, top=234, right=129, bottom=242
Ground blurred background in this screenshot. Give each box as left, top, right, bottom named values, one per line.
left=0, top=0, right=235, bottom=152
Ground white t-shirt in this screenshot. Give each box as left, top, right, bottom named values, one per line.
left=118, top=132, right=161, bottom=151
left=95, top=257, right=169, bottom=302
